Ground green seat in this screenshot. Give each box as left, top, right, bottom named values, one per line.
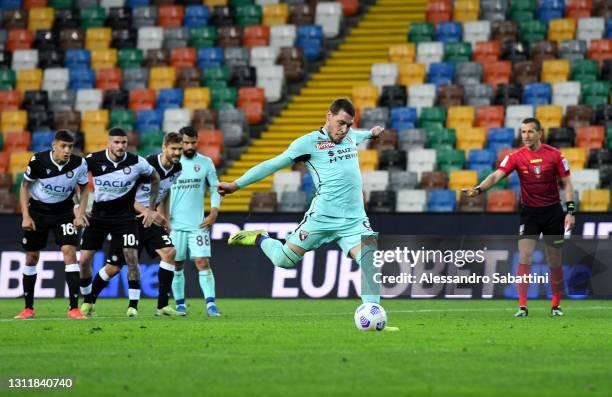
left=139, top=131, right=164, bottom=148
left=0, top=131, right=3, bottom=150
left=190, top=27, right=218, bottom=49
left=582, top=81, right=610, bottom=97
left=427, top=127, right=456, bottom=148
left=203, top=66, right=231, bottom=86
left=211, top=86, right=237, bottom=109
left=510, top=0, right=536, bottom=21
left=572, top=59, right=599, bottom=84
left=118, top=49, right=143, bottom=69
left=110, top=109, right=135, bottom=132
left=236, top=5, right=262, bottom=27
left=419, top=107, right=447, bottom=127
left=408, top=22, right=434, bottom=43
left=230, top=0, right=253, bottom=5
left=436, top=147, right=465, bottom=174
left=444, top=42, right=472, bottom=64
left=12, top=172, right=24, bottom=194
left=606, top=127, right=612, bottom=148
left=582, top=96, right=608, bottom=107
left=138, top=146, right=161, bottom=157
left=0, top=70, right=16, bottom=90
left=80, top=6, right=106, bottom=29
left=519, top=20, right=547, bottom=43
left=429, top=143, right=454, bottom=152
left=49, top=0, right=73, bottom=8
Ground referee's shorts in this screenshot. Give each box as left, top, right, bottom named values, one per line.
left=518, top=203, right=565, bottom=247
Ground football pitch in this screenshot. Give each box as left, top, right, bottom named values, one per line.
left=1, top=299, right=611, bottom=397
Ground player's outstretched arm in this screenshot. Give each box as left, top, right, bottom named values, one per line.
left=218, top=153, right=293, bottom=196
left=463, top=170, right=507, bottom=197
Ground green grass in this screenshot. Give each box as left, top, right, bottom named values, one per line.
left=1, top=299, right=611, bottom=397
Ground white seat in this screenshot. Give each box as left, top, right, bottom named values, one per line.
left=505, top=105, right=534, bottom=134
left=273, top=171, right=301, bottom=200
left=256, top=65, right=285, bottom=102
left=396, top=189, right=427, bottom=212
left=552, top=81, right=581, bottom=110
left=463, top=21, right=490, bottom=45
left=407, top=148, right=436, bottom=178
left=100, top=0, right=124, bottom=9
left=362, top=170, right=389, bottom=200
left=256, top=0, right=279, bottom=4
left=416, top=42, right=444, bottom=66
left=571, top=169, right=600, bottom=196
left=315, top=2, right=342, bottom=38
left=43, top=68, right=69, bottom=91
left=577, top=17, right=605, bottom=44
left=12, top=49, right=38, bottom=70
left=270, top=24, right=297, bottom=49
left=163, top=108, right=191, bottom=133
left=137, top=27, right=164, bottom=51
left=75, top=89, right=103, bottom=112
left=250, top=46, right=279, bottom=68
left=408, top=83, right=436, bottom=114
left=370, top=63, right=398, bottom=92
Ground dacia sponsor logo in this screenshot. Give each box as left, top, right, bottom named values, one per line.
left=41, top=184, right=74, bottom=193
left=94, top=179, right=132, bottom=188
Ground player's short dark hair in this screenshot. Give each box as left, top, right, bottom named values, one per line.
left=521, top=118, right=542, bottom=132
left=179, top=126, right=198, bottom=138
left=329, top=98, right=355, bottom=118
left=164, top=131, right=183, bottom=145
left=108, top=127, right=127, bottom=137
left=54, top=129, right=75, bottom=143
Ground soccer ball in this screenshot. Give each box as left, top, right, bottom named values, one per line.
left=354, top=303, right=387, bottom=331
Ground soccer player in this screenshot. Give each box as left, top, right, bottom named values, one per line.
left=86, top=132, right=186, bottom=316
left=463, top=117, right=575, bottom=317
left=218, top=99, right=394, bottom=328
left=15, top=130, right=89, bottom=319
left=169, top=126, right=221, bottom=316
left=79, top=128, right=161, bottom=318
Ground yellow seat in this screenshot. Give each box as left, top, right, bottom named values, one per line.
left=149, top=67, right=176, bottom=90
left=388, top=43, right=416, bottom=63
left=398, top=63, right=426, bottom=87
left=91, top=49, right=118, bottom=70
left=359, top=149, right=379, bottom=172
left=183, top=87, right=211, bottom=110
left=535, top=105, right=563, bottom=134
left=449, top=169, right=478, bottom=198
left=204, top=0, right=227, bottom=6
left=263, top=4, right=288, bottom=26
left=453, top=0, right=480, bottom=22
left=86, top=27, right=112, bottom=50
left=28, top=7, right=54, bottom=31
left=548, top=18, right=576, bottom=43
left=352, top=85, right=378, bottom=111
left=541, top=59, right=570, bottom=84
left=560, top=147, right=586, bottom=170
left=1, top=110, right=28, bottom=133
left=16, top=69, right=42, bottom=92
left=9, top=151, right=34, bottom=174
left=456, top=127, right=486, bottom=152
left=84, top=131, right=108, bottom=153
left=580, top=189, right=611, bottom=211
left=81, top=110, right=109, bottom=136
left=447, top=106, right=475, bottom=129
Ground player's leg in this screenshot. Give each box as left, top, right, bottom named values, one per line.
left=515, top=210, right=539, bottom=317
left=170, top=230, right=188, bottom=312
left=60, top=245, right=86, bottom=319
left=543, top=204, right=566, bottom=316
left=154, top=244, right=185, bottom=317
left=79, top=220, right=111, bottom=314
left=188, top=229, right=220, bottom=316
left=15, top=218, right=47, bottom=319
left=123, top=246, right=140, bottom=317
left=91, top=261, right=122, bottom=305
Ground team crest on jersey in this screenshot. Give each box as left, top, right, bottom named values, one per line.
left=46, top=169, right=51, bottom=175
left=299, top=230, right=309, bottom=241
left=316, top=141, right=336, bottom=150
left=194, top=164, right=201, bottom=172
left=123, top=167, right=131, bottom=174
left=534, top=166, right=541, bottom=175
left=101, top=165, right=107, bottom=172
left=66, top=170, right=74, bottom=179
left=363, top=221, right=372, bottom=231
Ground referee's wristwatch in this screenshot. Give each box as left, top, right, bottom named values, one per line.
left=566, top=201, right=576, bottom=215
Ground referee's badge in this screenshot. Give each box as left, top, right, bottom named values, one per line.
left=194, top=164, right=201, bottom=172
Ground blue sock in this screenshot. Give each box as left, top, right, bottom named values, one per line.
left=172, top=269, right=185, bottom=305
left=198, top=269, right=215, bottom=303
left=261, top=238, right=301, bottom=268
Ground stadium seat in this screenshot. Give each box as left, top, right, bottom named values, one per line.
left=576, top=126, right=605, bottom=148
left=456, top=127, right=486, bottom=152
left=81, top=109, right=108, bottom=135
left=408, top=84, right=436, bottom=113
left=536, top=105, right=563, bottom=133
left=487, top=189, right=517, bottom=211
left=447, top=106, right=474, bottom=129
left=561, top=147, right=587, bottom=169
left=428, top=189, right=456, bottom=212
left=249, top=191, right=276, bottom=212
left=453, top=0, right=479, bottom=22
left=487, top=127, right=514, bottom=152
left=183, top=87, right=211, bottom=110
left=476, top=106, right=504, bottom=129
left=398, top=63, right=426, bottom=86
left=549, top=18, right=577, bottom=43
left=270, top=24, right=296, bottom=49
left=577, top=17, right=605, bottom=43
left=396, top=189, right=427, bottom=212
left=315, top=2, right=341, bottom=38
left=426, top=0, right=452, bottom=25
left=455, top=62, right=482, bottom=86
left=483, top=60, right=511, bottom=87
left=362, top=170, right=389, bottom=200
left=277, top=191, right=308, bottom=212
left=417, top=42, right=444, bottom=66
left=388, top=43, right=416, bottom=64
left=505, top=105, right=534, bottom=132
left=571, top=169, right=600, bottom=196
left=580, top=188, right=610, bottom=211
left=565, top=105, right=593, bottom=129
left=473, top=40, right=500, bottom=63
left=91, top=49, right=117, bottom=70
left=542, top=59, right=570, bottom=84
left=553, top=81, right=581, bottom=109
left=9, top=151, right=34, bottom=174
left=436, top=21, right=462, bottom=43
left=263, top=3, right=288, bottom=26
left=12, top=49, right=38, bottom=70
left=28, top=7, right=54, bottom=31
left=49, top=90, right=76, bottom=112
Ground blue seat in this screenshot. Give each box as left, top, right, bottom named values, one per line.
left=487, top=128, right=515, bottom=152
left=65, top=49, right=91, bottom=69
left=297, top=25, right=323, bottom=61
left=468, top=149, right=496, bottom=171
left=427, top=62, right=455, bottom=85
left=390, top=107, right=417, bottom=131
left=185, top=5, right=209, bottom=28
left=31, top=131, right=55, bottom=152
left=126, top=0, right=149, bottom=7
left=436, top=22, right=462, bottom=43
left=301, top=172, right=316, bottom=199
left=537, top=0, right=565, bottom=23
left=607, top=19, right=612, bottom=38
left=0, top=0, right=21, bottom=9
left=428, top=189, right=456, bottom=212
left=522, top=82, right=550, bottom=105
left=136, top=109, right=163, bottom=134
left=68, top=68, right=95, bottom=90
left=156, top=88, right=183, bottom=111
left=197, top=47, right=224, bottom=68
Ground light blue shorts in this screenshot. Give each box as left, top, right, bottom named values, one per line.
left=170, top=229, right=211, bottom=261
left=286, top=213, right=378, bottom=256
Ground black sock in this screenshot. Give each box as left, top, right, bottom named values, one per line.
left=91, top=275, right=110, bottom=304
left=65, top=270, right=80, bottom=309
left=23, top=273, right=37, bottom=309
left=128, top=280, right=140, bottom=309
left=157, top=268, right=174, bottom=309
left=80, top=277, right=93, bottom=304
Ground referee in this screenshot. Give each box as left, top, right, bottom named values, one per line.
left=464, top=118, right=576, bottom=317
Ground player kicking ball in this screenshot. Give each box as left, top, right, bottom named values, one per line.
left=86, top=132, right=186, bottom=317
left=15, top=130, right=89, bottom=319
left=463, top=118, right=575, bottom=317
left=218, top=99, right=398, bottom=331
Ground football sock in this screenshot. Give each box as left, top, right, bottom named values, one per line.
left=355, top=245, right=380, bottom=304
left=80, top=277, right=93, bottom=304
left=517, top=263, right=530, bottom=307
left=91, top=267, right=111, bottom=304
left=172, top=269, right=185, bottom=305
left=158, top=262, right=175, bottom=309
left=22, top=265, right=37, bottom=310
left=198, top=269, right=215, bottom=303
left=128, top=280, right=140, bottom=309
left=260, top=238, right=301, bottom=268
left=550, top=267, right=564, bottom=308
left=65, top=264, right=80, bottom=310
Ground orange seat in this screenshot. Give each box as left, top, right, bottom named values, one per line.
left=473, top=41, right=501, bottom=63
left=238, top=87, right=265, bottom=106
left=158, top=5, right=184, bottom=28
left=339, top=0, right=359, bottom=16
left=24, top=0, right=47, bottom=10
left=576, top=126, right=605, bottom=149
left=588, top=39, right=612, bottom=65
left=496, top=148, right=515, bottom=167
left=483, top=60, right=512, bottom=87
left=197, top=129, right=224, bottom=152
left=426, top=0, right=452, bottom=25
left=129, top=89, right=156, bottom=111
left=476, top=106, right=504, bottom=128
left=4, top=132, right=31, bottom=152
left=0, top=91, right=22, bottom=112
left=0, top=151, right=10, bottom=172
left=7, top=29, right=33, bottom=51
left=199, top=145, right=222, bottom=166
left=566, top=0, right=592, bottom=18
left=243, top=25, right=270, bottom=48
left=240, top=101, right=265, bottom=124
left=170, top=48, right=196, bottom=68
left=96, top=68, right=122, bottom=90
left=487, top=190, right=517, bottom=212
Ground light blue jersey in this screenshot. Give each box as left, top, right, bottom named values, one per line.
left=170, top=153, right=220, bottom=232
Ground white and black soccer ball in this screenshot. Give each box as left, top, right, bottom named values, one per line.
left=354, top=303, right=387, bottom=332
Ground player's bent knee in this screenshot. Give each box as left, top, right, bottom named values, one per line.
left=159, top=247, right=176, bottom=262
left=273, top=244, right=302, bottom=268
left=25, top=252, right=39, bottom=266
